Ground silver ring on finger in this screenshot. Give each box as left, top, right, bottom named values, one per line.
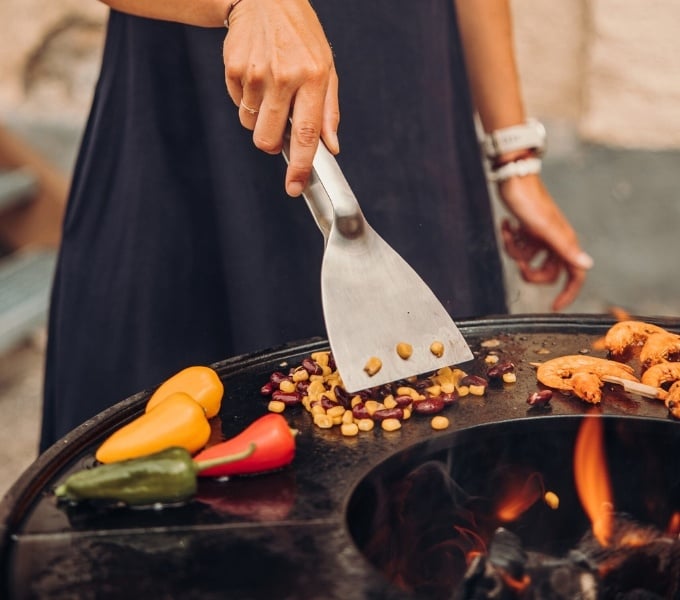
left=240, top=100, right=259, bottom=115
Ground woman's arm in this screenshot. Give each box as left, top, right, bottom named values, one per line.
left=98, top=0, right=228, bottom=27
left=455, top=0, right=593, bottom=311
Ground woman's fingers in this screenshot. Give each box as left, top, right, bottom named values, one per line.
left=222, top=0, right=337, bottom=194
left=501, top=217, right=588, bottom=310
left=552, top=265, right=587, bottom=312
left=320, top=66, right=340, bottom=155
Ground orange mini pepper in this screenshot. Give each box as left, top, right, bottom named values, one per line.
left=146, top=365, right=223, bottom=418
left=96, top=392, right=211, bottom=464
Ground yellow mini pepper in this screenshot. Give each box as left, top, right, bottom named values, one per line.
left=145, top=365, right=223, bottom=418
left=96, top=392, right=211, bottom=464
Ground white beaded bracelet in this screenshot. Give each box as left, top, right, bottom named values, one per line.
left=488, top=157, right=542, bottom=183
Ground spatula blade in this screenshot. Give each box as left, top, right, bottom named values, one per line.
left=321, top=224, right=473, bottom=393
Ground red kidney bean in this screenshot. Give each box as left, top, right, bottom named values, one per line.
left=260, top=381, right=276, bottom=396
left=414, top=379, right=434, bottom=392
left=269, top=371, right=290, bottom=385
left=296, top=381, right=310, bottom=394
left=320, top=395, right=339, bottom=410
left=375, top=385, right=394, bottom=400
left=271, top=390, right=302, bottom=406
left=440, top=391, right=458, bottom=406
left=328, top=353, right=337, bottom=371
left=412, top=397, right=445, bottom=415
left=487, top=361, right=515, bottom=380
left=334, top=386, right=352, bottom=408
left=394, top=395, right=414, bottom=408
left=527, top=390, right=553, bottom=407
left=301, top=357, right=322, bottom=376
left=373, top=407, right=404, bottom=421
left=461, top=375, right=488, bottom=389
left=352, top=403, right=371, bottom=420
left=358, top=390, right=373, bottom=401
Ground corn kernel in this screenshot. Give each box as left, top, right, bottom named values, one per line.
left=502, top=372, right=517, bottom=384
left=381, top=418, right=402, bottom=432
left=351, top=395, right=363, bottom=408
left=292, top=368, right=309, bottom=383
left=430, top=415, right=450, bottom=430
left=425, top=385, right=441, bottom=397
left=313, top=414, right=333, bottom=429
left=397, top=386, right=419, bottom=399
left=441, top=382, right=455, bottom=394
left=457, top=385, right=470, bottom=397
left=341, top=423, right=359, bottom=437
left=310, top=404, right=326, bottom=416
left=357, top=418, right=375, bottom=432
left=484, top=354, right=500, bottom=365
left=364, top=400, right=381, bottom=415
left=326, top=405, right=345, bottom=419
left=396, top=342, right=413, bottom=359
left=469, top=384, right=486, bottom=396
left=364, top=356, right=382, bottom=376
left=342, top=410, right=354, bottom=424
left=402, top=407, right=412, bottom=420
left=544, top=491, right=560, bottom=510
left=383, top=395, right=397, bottom=409
left=311, top=351, right=330, bottom=366
left=279, top=379, right=296, bottom=393
left=267, top=400, right=286, bottom=413
left=430, top=341, right=445, bottom=357
left=451, top=369, right=468, bottom=386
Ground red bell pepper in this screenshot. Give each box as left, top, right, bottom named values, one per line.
left=194, top=413, right=297, bottom=477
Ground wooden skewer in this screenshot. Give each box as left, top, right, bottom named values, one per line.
left=601, top=375, right=666, bottom=400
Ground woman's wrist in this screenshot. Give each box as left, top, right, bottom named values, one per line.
left=488, top=149, right=542, bottom=183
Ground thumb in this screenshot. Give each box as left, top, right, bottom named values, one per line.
left=566, top=248, right=595, bottom=271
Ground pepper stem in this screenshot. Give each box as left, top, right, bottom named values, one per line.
left=193, top=442, right=257, bottom=473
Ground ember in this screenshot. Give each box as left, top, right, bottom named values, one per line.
left=347, top=416, right=680, bottom=599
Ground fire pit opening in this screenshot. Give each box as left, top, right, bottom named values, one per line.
left=346, top=415, right=680, bottom=599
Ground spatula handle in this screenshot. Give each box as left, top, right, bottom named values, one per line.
left=282, top=122, right=364, bottom=240
left=282, top=129, right=333, bottom=239
left=310, top=141, right=365, bottom=239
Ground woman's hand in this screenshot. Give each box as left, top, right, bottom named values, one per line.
left=497, top=174, right=594, bottom=311
left=223, top=0, right=339, bottom=197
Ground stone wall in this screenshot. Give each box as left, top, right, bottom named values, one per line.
left=512, top=0, right=680, bottom=149
left=0, top=1, right=107, bottom=124
left=0, top=1, right=678, bottom=147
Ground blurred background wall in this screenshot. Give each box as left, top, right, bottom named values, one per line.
left=0, top=0, right=679, bottom=496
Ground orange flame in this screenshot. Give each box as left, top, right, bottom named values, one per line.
left=667, top=511, right=680, bottom=536
left=574, top=417, right=614, bottom=546
left=495, top=472, right=544, bottom=522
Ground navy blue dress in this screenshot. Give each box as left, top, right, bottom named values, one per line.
left=40, top=1, right=506, bottom=450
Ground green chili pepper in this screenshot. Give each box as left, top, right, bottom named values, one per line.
left=54, top=444, right=256, bottom=507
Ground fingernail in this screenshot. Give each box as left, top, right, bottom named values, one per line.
left=287, top=181, right=304, bottom=197
left=326, top=131, right=340, bottom=154
left=575, top=251, right=594, bottom=270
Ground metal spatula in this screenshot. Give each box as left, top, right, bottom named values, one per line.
left=283, top=134, right=473, bottom=393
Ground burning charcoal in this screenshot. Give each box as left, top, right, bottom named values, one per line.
left=488, top=528, right=527, bottom=582
left=575, top=515, right=680, bottom=599
left=455, top=528, right=601, bottom=600
left=454, top=554, right=513, bottom=600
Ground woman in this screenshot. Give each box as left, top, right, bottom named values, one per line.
left=40, top=0, right=592, bottom=450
